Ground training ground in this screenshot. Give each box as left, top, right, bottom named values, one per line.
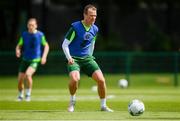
left=0, top=74, right=180, bottom=121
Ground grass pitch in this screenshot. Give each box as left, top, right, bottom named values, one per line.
left=0, top=74, right=180, bottom=121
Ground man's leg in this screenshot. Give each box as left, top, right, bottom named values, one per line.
left=68, top=70, right=80, bottom=112
left=25, top=66, right=36, bottom=101
left=92, top=70, right=113, bottom=112
left=17, top=72, right=26, bottom=101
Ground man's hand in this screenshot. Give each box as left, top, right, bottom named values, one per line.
left=41, top=57, right=47, bottom=65
left=41, top=43, right=49, bottom=65
left=16, top=49, right=21, bottom=58
left=68, top=58, right=74, bottom=65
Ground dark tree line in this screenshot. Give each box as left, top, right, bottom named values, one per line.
left=0, top=0, right=180, bottom=51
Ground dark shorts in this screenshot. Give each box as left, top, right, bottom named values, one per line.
left=67, top=56, right=100, bottom=77
left=19, top=59, right=39, bottom=73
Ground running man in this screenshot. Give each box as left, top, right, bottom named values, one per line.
left=15, top=18, right=49, bottom=101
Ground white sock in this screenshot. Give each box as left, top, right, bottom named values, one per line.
left=70, top=95, right=76, bottom=102
left=26, top=89, right=31, bottom=96
left=101, top=98, right=107, bottom=108
left=18, top=90, right=24, bottom=97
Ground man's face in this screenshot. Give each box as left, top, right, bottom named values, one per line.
left=84, top=8, right=97, bottom=25
left=27, top=20, right=37, bottom=33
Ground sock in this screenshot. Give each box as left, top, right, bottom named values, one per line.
left=18, top=90, right=24, bottom=98
left=70, top=95, right=76, bottom=102
left=26, top=89, right=31, bottom=96
left=101, top=98, right=107, bottom=108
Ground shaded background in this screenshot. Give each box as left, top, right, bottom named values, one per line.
left=0, top=0, right=179, bottom=82
left=0, top=0, right=180, bottom=51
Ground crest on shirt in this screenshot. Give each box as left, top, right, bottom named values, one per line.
left=84, top=32, right=93, bottom=41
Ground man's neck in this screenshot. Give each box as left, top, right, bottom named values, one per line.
left=82, top=20, right=91, bottom=27
left=28, top=29, right=37, bottom=34
left=81, top=20, right=91, bottom=31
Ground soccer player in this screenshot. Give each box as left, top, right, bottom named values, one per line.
left=62, top=4, right=113, bottom=112
left=15, top=18, right=49, bottom=101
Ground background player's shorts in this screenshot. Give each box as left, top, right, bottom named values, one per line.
left=67, top=56, right=100, bottom=77
left=19, top=59, right=39, bottom=73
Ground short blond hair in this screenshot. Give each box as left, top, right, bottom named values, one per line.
left=83, top=4, right=97, bottom=14
left=28, top=18, right=38, bottom=25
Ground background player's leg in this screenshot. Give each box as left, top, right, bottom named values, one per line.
left=25, top=66, right=36, bottom=101
left=17, top=72, right=26, bottom=101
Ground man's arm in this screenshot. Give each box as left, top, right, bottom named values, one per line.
left=62, top=27, right=75, bottom=64
left=15, top=45, right=22, bottom=58
left=62, top=38, right=72, bottom=60
left=41, top=43, right=49, bottom=65
left=62, top=38, right=75, bottom=65
left=89, top=35, right=96, bottom=56
left=15, top=37, right=23, bottom=58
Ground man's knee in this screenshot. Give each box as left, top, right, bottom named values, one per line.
left=70, top=71, right=80, bottom=82
left=26, top=67, right=35, bottom=77
left=71, top=76, right=80, bottom=85
left=97, top=78, right=105, bottom=86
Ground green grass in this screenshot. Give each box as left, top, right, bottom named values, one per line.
left=0, top=74, right=180, bottom=121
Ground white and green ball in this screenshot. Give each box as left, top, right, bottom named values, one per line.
left=118, top=79, right=128, bottom=88
left=128, top=99, right=145, bottom=116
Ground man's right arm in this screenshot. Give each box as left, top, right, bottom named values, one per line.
left=62, top=27, right=75, bottom=64
left=62, top=38, right=72, bottom=60
left=15, top=37, right=23, bottom=58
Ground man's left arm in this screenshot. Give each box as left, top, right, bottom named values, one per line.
left=89, top=35, right=97, bottom=56
left=41, top=36, right=49, bottom=65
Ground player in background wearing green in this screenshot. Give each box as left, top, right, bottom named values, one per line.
left=62, top=4, right=113, bottom=112
left=15, top=18, right=49, bottom=101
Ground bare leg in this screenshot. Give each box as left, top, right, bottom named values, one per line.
left=24, top=66, right=36, bottom=101
left=92, top=70, right=106, bottom=99
left=17, top=72, right=26, bottom=98
left=68, top=70, right=80, bottom=112
left=92, top=70, right=113, bottom=112
left=69, top=71, right=80, bottom=95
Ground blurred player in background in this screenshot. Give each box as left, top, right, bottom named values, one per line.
left=62, top=4, right=113, bottom=112
left=15, top=18, right=49, bottom=101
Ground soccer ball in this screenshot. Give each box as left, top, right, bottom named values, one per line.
left=118, top=79, right=128, bottom=88
left=128, top=99, right=145, bottom=116
left=91, top=85, right=97, bottom=92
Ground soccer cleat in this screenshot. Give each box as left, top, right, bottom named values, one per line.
left=17, top=96, right=23, bottom=101
left=101, top=106, right=114, bottom=112
left=25, top=95, right=31, bottom=102
left=68, top=100, right=75, bottom=112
